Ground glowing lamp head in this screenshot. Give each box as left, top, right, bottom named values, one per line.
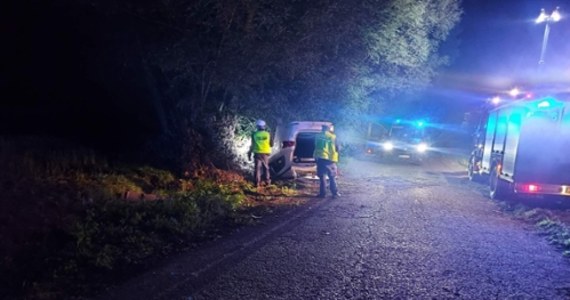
left=491, top=96, right=501, bottom=105
left=509, top=88, right=520, bottom=97
left=536, top=9, right=548, bottom=23
left=552, top=8, right=561, bottom=22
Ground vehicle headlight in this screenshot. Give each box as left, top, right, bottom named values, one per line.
left=383, top=142, right=394, bottom=151
left=416, top=143, right=428, bottom=153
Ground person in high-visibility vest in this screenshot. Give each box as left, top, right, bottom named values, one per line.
left=314, top=124, right=340, bottom=198
left=248, top=119, right=273, bottom=188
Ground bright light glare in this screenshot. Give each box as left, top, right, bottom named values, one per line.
left=491, top=96, right=501, bottom=105
left=552, top=9, right=561, bottom=22
left=417, top=121, right=425, bottom=127
left=538, top=100, right=551, bottom=108
left=509, top=88, right=520, bottom=97
left=416, top=143, right=428, bottom=153
left=383, top=142, right=394, bottom=151
left=536, top=10, right=548, bottom=23
left=527, top=184, right=539, bottom=192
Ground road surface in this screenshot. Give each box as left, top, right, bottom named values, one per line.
left=101, top=153, right=570, bottom=299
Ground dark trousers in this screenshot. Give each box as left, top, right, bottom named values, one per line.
left=254, top=153, right=270, bottom=186
left=316, top=158, right=338, bottom=196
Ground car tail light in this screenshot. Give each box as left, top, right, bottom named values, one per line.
left=283, top=141, right=295, bottom=148
left=522, top=184, right=541, bottom=193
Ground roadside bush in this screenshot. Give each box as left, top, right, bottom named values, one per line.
left=70, top=179, right=246, bottom=272
left=72, top=198, right=200, bottom=270
left=0, top=137, right=253, bottom=299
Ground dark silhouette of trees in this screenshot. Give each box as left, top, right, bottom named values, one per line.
left=3, top=0, right=461, bottom=172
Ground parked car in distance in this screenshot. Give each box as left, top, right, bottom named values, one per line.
left=269, top=121, right=333, bottom=179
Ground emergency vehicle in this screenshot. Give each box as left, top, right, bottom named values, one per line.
left=364, top=119, right=430, bottom=163
left=468, top=96, right=570, bottom=199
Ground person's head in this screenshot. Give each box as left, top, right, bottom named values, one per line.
left=256, top=119, right=266, bottom=130
left=322, top=124, right=334, bottom=132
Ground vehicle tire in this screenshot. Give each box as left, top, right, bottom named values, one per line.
left=467, top=156, right=482, bottom=182
left=489, top=165, right=511, bottom=200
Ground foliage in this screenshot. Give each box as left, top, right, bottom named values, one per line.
left=66, top=0, right=462, bottom=171
left=0, top=137, right=257, bottom=299
left=71, top=197, right=196, bottom=270
left=501, top=202, right=570, bottom=257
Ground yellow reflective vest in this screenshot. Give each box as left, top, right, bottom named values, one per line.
left=251, top=130, right=272, bottom=154
left=314, top=131, right=339, bottom=162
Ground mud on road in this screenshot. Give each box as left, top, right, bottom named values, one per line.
left=100, top=153, right=570, bottom=300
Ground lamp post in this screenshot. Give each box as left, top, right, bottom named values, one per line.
left=536, top=7, right=561, bottom=66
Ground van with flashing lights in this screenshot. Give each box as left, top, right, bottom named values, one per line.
left=364, top=119, right=431, bottom=164
left=269, top=121, right=333, bottom=179
left=468, top=96, right=570, bottom=200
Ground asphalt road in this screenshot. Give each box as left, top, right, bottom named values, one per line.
left=101, top=153, right=570, bottom=299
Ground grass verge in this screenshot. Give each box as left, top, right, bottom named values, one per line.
left=0, top=137, right=300, bottom=299
left=498, top=200, right=570, bottom=257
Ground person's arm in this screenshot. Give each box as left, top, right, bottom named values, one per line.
left=335, top=136, right=340, bottom=153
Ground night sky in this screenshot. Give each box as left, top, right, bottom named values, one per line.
left=1, top=0, right=569, bottom=141
left=440, top=0, right=569, bottom=95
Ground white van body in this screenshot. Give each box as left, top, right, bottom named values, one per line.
left=269, top=121, right=333, bottom=179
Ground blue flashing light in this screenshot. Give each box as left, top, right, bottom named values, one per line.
left=534, top=97, right=563, bottom=110
left=416, top=121, right=425, bottom=128
left=395, top=119, right=402, bottom=124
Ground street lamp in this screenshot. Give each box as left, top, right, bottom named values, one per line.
left=509, top=87, right=520, bottom=98
left=536, top=7, right=561, bottom=66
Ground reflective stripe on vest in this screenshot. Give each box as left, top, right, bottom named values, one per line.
left=314, top=131, right=338, bottom=162
left=252, top=130, right=271, bottom=154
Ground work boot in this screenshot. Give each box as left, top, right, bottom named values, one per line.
left=332, top=193, right=341, bottom=199
left=317, top=193, right=326, bottom=198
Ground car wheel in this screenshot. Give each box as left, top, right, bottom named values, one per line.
left=489, top=165, right=511, bottom=200
left=467, top=156, right=481, bottom=182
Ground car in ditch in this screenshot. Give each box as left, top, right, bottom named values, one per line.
left=269, top=121, right=333, bottom=179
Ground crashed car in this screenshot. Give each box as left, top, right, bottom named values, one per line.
left=269, top=121, right=333, bottom=179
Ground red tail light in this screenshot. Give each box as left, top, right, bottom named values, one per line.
left=282, top=141, right=295, bottom=148
left=522, top=184, right=541, bottom=193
